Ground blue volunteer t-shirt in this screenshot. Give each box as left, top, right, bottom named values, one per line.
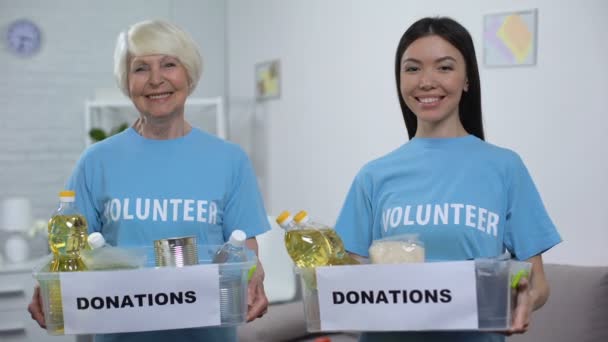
left=67, top=127, right=270, bottom=342
left=335, top=135, right=561, bottom=342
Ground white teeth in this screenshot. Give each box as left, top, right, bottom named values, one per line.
left=419, top=97, right=440, bottom=103
left=148, top=93, right=171, bottom=100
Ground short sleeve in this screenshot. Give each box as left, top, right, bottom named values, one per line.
left=222, top=150, right=270, bottom=241
left=503, top=154, right=562, bottom=260
left=335, top=171, right=373, bottom=257
left=66, top=153, right=103, bottom=234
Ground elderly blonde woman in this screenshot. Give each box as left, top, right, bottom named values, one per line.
left=28, top=20, right=270, bottom=342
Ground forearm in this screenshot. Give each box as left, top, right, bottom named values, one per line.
left=527, top=255, right=550, bottom=311
left=529, top=280, right=549, bottom=311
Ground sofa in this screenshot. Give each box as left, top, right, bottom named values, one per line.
left=238, top=221, right=608, bottom=342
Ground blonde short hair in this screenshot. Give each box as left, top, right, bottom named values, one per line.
left=113, top=20, right=203, bottom=97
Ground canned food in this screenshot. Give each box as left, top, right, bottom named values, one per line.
left=153, top=236, right=198, bottom=267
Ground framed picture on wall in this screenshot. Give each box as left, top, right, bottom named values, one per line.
left=255, top=60, right=281, bottom=101
left=483, top=9, right=538, bottom=67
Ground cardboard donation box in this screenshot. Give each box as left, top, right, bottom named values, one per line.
left=32, top=246, right=256, bottom=335
left=299, top=259, right=531, bottom=332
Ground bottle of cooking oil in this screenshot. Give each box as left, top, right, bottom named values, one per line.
left=293, top=210, right=359, bottom=265
left=47, top=190, right=89, bottom=334
left=276, top=211, right=333, bottom=268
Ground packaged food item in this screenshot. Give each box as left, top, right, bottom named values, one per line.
left=277, top=210, right=360, bottom=268
left=277, top=211, right=333, bottom=268
left=293, top=210, right=359, bottom=266
left=368, top=233, right=425, bottom=264
left=47, top=190, right=89, bottom=334
left=80, top=232, right=146, bottom=270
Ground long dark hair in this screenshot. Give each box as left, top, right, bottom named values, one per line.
left=394, top=17, right=484, bottom=140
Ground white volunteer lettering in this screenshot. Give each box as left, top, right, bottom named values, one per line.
left=105, top=198, right=220, bottom=225
left=487, top=212, right=499, bottom=236
left=153, top=199, right=168, bottom=221
left=434, top=203, right=449, bottom=225
left=451, top=203, right=464, bottom=224
left=209, top=201, right=217, bottom=225
left=316, top=262, right=478, bottom=331
left=123, top=198, right=134, bottom=220
left=382, top=203, right=500, bottom=237
left=60, top=265, right=220, bottom=334
left=183, top=199, right=195, bottom=221
left=390, top=207, right=402, bottom=227
left=382, top=209, right=390, bottom=232
left=170, top=199, right=183, bottom=221
left=477, top=207, right=487, bottom=231
left=416, top=204, right=431, bottom=225
left=403, top=205, right=414, bottom=225
left=136, top=198, right=150, bottom=220
left=197, top=200, right=208, bottom=223
left=465, top=205, right=476, bottom=228
left=110, top=199, right=121, bottom=221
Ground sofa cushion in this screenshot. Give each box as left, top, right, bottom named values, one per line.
left=238, top=301, right=309, bottom=342
left=508, top=264, right=608, bottom=342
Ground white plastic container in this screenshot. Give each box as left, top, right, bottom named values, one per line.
left=32, top=244, right=257, bottom=335
left=299, top=259, right=531, bottom=332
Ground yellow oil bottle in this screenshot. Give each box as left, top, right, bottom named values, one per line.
left=46, top=190, right=88, bottom=334
left=293, top=211, right=359, bottom=266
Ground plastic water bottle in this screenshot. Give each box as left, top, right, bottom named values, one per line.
left=47, top=190, right=89, bottom=334
left=213, top=230, right=247, bottom=263
left=213, top=230, right=248, bottom=324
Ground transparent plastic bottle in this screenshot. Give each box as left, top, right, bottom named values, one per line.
left=213, top=230, right=248, bottom=324
left=293, top=210, right=359, bottom=265
left=47, top=190, right=89, bottom=334
left=277, top=211, right=333, bottom=268
left=213, top=230, right=247, bottom=263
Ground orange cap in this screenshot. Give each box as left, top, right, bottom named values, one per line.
left=294, top=210, right=308, bottom=223
left=276, top=211, right=291, bottom=225
left=59, top=190, right=75, bottom=197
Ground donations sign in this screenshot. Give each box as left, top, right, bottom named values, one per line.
left=60, top=265, right=220, bottom=334
left=316, top=261, right=478, bottom=331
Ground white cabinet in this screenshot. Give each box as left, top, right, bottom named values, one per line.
left=83, top=97, right=226, bottom=146
left=0, top=260, right=76, bottom=342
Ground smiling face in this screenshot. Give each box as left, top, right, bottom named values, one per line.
left=128, top=54, right=190, bottom=120
left=399, top=35, right=469, bottom=136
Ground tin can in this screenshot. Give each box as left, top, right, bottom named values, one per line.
left=154, top=236, right=198, bottom=267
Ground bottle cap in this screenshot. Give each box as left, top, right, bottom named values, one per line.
left=275, top=211, right=291, bottom=225
left=59, top=190, right=75, bottom=202
left=229, top=230, right=247, bottom=246
left=294, top=210, right=309, bottom=224
left=88, top=232, right=106, bottom=249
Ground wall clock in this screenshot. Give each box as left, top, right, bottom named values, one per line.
left=6, top=19, right=42, bottom=57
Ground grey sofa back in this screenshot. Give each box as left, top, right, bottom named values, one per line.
left=508, top=264, right=608, bottom=342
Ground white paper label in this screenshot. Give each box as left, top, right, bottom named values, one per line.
left=316, top=261, right=478, bottom=331
left=60, top=265, right=220, bottom=334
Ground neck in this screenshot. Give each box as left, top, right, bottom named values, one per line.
left=415, top=115, right=468, bottom=138
left=133, top=117, right=191, bottom=140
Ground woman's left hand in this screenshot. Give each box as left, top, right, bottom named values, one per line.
left=246, top=262, right=268, bottom=322
left=507, top=277, right=533, bottom=335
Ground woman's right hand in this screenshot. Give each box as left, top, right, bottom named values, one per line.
left=28, top=286, right=47, bottom=329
